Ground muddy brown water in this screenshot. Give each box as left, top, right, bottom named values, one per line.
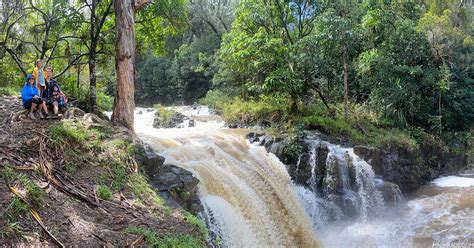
left=132, top=106, right=473, bottom=248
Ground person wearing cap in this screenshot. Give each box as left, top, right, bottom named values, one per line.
left=32, top=59, right=46, bottom=95
left=21, top=74, right=49, bottom=120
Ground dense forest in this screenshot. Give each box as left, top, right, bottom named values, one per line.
left=0, top=0, right=472, bottom=138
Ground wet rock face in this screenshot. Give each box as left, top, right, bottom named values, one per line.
left=353, top=142, right=469, bottom=193
left=136, top=144, right=203, bottom=214
left=293, top=153, right=312, bottom=185
left=375, top=181, right=404, bottom=204
left=352, top=146, right=418, bottom=192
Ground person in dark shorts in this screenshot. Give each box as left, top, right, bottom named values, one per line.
left=42, top=66, right=63, bottom=117
left=21, top=74, right=49, bottom=120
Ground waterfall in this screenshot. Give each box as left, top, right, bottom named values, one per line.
left=297, top=140, right=386, bottom=222
left=135, top=107, right=321, bottom=247
left=134, top=106, right=408, bottom=247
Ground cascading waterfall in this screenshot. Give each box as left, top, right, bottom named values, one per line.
left=135, top=107, right=320, bottom=247
left=133, top=106, right=473, bottom=247
left=290, top=140, right=386, bottom=222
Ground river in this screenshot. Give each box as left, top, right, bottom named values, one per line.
left=133, top=106, right=474, bottom=248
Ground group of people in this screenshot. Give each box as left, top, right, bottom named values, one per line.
left=21, top=59, right=67, bottom=120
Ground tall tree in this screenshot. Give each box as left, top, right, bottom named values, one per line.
left=111, top=0, right=149, bottom=130
left=82, top=0, right=114, bottom=114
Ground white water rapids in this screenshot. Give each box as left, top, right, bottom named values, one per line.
left=131, top=106, right=474, bottom=248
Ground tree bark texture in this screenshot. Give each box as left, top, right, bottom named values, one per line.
left=112, top=0, right=136, bottom=131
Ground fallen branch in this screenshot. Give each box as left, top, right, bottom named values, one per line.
left=8, top=184, right=65, bottom=248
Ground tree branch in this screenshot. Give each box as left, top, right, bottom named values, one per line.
left=5, top=48, right=27, bottom=76
left=53, top=53, right=89, bottom=79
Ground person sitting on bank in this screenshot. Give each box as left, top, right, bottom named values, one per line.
left=21, top=74, right=49, bottom=120
left=32, top=59, right=46, bottom=95
left=52, top=84, right=66, bottom=110
left=42, top=66, right=65, bottom=116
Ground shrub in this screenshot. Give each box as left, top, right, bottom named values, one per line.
left=126, top=226, right=206, bottom=248
left=0, top=86, right=19, bottom=96
left=182, top=211, right=208, bottom=237
left=97, top=91, right=113, bottom=112
left=98, top=185, right=112, bottom=200
left=153, top=104, right=176, bottom=127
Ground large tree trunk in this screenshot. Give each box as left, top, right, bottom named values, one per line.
left=343, top=46, right=349, bottom=120
left=112, top=0, right=135, bottom=131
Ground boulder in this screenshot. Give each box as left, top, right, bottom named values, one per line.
left=142, top=152, right=166, bottom=176
left=375, top=180, right=404, bottom=204
left=292, top=153, right=312, bottom=186
left=353, top=146, right=383, bottom=175
left=149, top=164, right=201, bottom=214
left=83, top=113, right=108, bottom=127
left=188, top=120, right=195, bottom=127
left=64, top=107, right=85, bottom=119
left=153, top=110, right=188, bottom=128
left=246, top=132, right=264, bottom=144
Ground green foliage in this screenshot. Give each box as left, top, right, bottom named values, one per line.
left=2, top=167, right=15, bottom=182
left=3, top=196, right=29, bottom=223
left=126, top=226, right=160, bottom=246
left=97, top=91, right=113, bottom=112
left=50, top=122, right=106, bottom=151
left=182, top=211, right=208, bottom=238
left=281, top=125, right=306, bottom=160
left=136, top=53, right=175, bottom=105
left=126, top=226, right=205, bottom=248
left=129, top=173, right=172, bottom=215
left=98, top=185, right=112, bottom=201
left=0, top=221, right=22, bottom=240
left=110, top=161, right=126, bottom=191
left=50, top=122, right=88, bottom=145
left=0, top=86, right=20, bottom=96
left=202, top=91, right=288, bottom=125
left=159, top=234, right=206, bottom=248
left=206, top=0, right=472, bottom=141
left=153, top=104, right=176, bottom=128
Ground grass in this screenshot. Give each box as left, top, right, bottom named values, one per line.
left=50, top=121, right=107, bottom=151
left=63, top=162, right=76, bottom=174
left=153, top=104, right=176, bottom=128
left=105, top=139, right=136, bottom=160
left=202, top=91, right=288, bottom=125
left=4, top=169, right=44, bottom=207
left=303, top=115, right=418, bottom=151
left=129, top=173, right=172, bottom=215
left=3, top=196, right=29, bottom=223
left=182, top=211, right=208, bottom=238
left=126, top=226, right=160, bottom=245
left=0, top=86, right=20, bottom=96
left=50, top=122, right=87, bottom=144
left=2, top=167, right=15, bottom=181
left=125, top=226, right=206, bottom=248
left=98, top=185, right=112, bottom=200
left=0, top=221, right=22, bottom=240
left=159, top=233, right=206, bottom=248
left=109, top=160, right=126, bottom=191
left=202, top=90, right=420, bottom=151
left=17, top=174, right=44, bottom=207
